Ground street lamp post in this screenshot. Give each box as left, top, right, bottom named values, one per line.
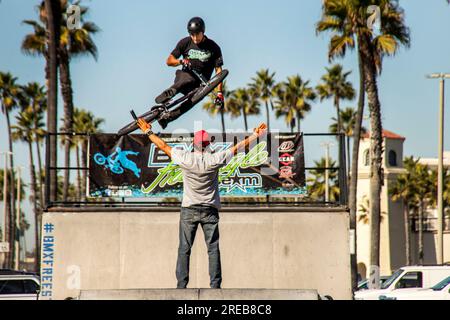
left=426, top=73, right=450, bottom=265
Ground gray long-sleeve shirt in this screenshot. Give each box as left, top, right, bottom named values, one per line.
left=171, top=148, right=233, bottom=209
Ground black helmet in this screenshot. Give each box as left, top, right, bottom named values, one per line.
left=187, top=17, right=205, bottom=35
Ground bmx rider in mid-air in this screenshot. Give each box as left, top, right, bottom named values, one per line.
left=154, top=16, right=224, bottom=129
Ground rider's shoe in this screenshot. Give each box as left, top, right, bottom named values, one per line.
left=155, top=88, right=177, bottom=104
left=157, top=117, right=169, bottom=130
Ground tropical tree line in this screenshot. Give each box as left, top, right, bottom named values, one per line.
left=1, top=0, right=98, bottom=270
left=0, top=71, right=103, bottom=270
left=204, top=65, right=356, bottom=135
left=390, top=157, right=450, bottom=266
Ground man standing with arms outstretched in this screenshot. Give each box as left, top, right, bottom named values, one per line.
left=136, top=117, right=267, bottom=288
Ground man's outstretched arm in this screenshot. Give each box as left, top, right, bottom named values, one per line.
left=136, top=118, right=172, bottom=157
left=229, top=123, right=267, bottom=155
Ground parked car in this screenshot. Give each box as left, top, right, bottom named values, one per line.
left=357, top=276, right=390, bottom=291
left=354, top=265, right=450, bottom=300
left=0, top=269, right=40, bottom=300
left=379, top=276, right=450, bottom=300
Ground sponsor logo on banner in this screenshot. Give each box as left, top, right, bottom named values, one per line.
left=282, top=182, right=295, bottom=190
left=279, top=153, right=294, bottom=166
left=279, top=166, right=296, bottom=179
left=278, top=141, right=295, bottom=152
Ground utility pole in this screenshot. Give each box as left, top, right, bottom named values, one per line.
left=426, top=73, right=450, bottom=265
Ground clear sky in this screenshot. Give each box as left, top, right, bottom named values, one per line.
left=1, top=0, right=450, bottom=250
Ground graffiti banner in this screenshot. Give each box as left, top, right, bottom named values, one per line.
left=88, top=132, right=306, bottom=198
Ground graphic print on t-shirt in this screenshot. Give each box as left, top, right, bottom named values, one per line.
left=187, top=49, right=212, bottom=62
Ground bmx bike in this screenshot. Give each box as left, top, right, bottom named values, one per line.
left=93, top=150, right=124, bottom=174
left=117, top=68, right=229, bottom=136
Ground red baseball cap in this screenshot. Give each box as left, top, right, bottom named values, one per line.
left=193, top=130, right=210, bottom=148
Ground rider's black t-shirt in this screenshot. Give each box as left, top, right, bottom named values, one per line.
left=171, top=36, right=223, bottom=80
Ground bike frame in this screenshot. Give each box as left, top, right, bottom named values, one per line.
left=163, top=68, right=218, bottom=111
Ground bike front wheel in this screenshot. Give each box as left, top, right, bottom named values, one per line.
left=190, top=69, right=229, bottom=105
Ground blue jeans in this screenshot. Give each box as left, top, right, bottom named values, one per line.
left=176, top=205, right=222, bottom=289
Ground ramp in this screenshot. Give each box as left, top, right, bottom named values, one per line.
left=41, top=207, right=351, bottom=300
left=78, top=288, right=319, bottom=300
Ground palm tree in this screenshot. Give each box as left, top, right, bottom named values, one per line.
left=21, top=82, right=47, bottom=209
left=227, top=88, right=260, bottom=131
left=11, top=105, right=44, bottom=272
left=73, top=108, right=104, bottom=200
left=0, top=166, right=26, bottom=264
left=18, top=215, right=30, bottom=266
left=249, top=69, right=276, bottom=131
left=0, top=71, right=21, bottom=267
left=203, top=81, right=233, bottom=132
left=317, top=0, right=410, bottom=284
left=358, top=195, right=386, bottom=224
left=307, top=157, right=340, bottom=202
left=274, top=75, right=316, bottom=132
left=22, top=0, right=99, bottom=201
left=390, top=156, right=418, bottom=266
left=329, top=107, right=367, bottom=172
left=45, top=0, right=61, bottom=202
left=316, top=64, right=355, bottom=134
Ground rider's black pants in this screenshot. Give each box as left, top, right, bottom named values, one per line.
left=166, top=70, right=201, bottom=122
left=171, top=70, right=200, bottom=94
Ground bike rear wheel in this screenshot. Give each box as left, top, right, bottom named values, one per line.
left=190, top=69, right=229, bottom=105
left=117, top=108, right=161, bottom=136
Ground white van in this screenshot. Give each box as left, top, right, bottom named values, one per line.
left=354, top=266, right=450, bottom=300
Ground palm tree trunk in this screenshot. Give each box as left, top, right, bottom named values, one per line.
left=31, top=98, right=45, bottom=210
left=5, top=110, right=16, bottom=268
left=347, top=136, right=351, bottom=175
left=220, top=108, right=225, bottom=133
left=44, top=0, right=61, bottom=203
left=264, top=101, right=270, bottom=132
left=76, top=145, right=81, bottom=201
left=35, top=140, right=44, bottom=208
left=27, top=141, right=39, bottom=272
left=418, top=201, right=424, bottom=264
left=296, top=113, right=301, bottom=133
left=349, top=48, right=366, bottom=292
left=403, top=201, right=411, bottom=265
left=59, top=51, right=74, bottom=202
left=81, top=139, right=88, bottom=201
left=360, top=36, right=383, bottom=272
left=243, top=108, right=248, bottom=131
left=335, top=96, right=341, bottom=134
